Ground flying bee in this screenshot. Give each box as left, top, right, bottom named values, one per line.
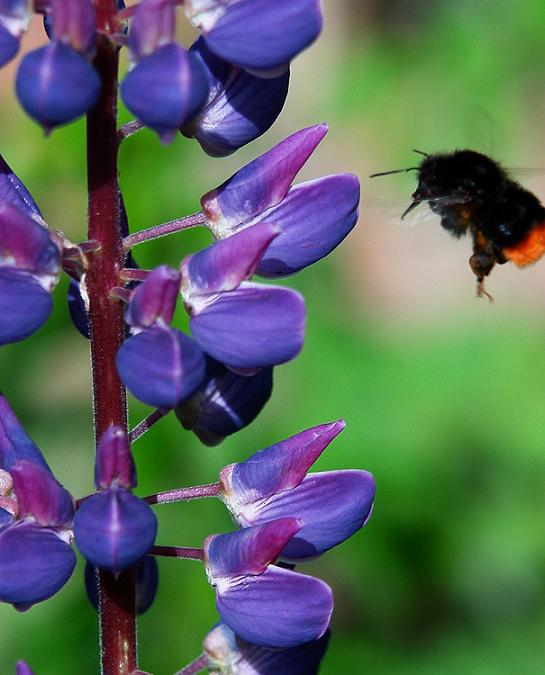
left=370, top=149, right=545, bottom=300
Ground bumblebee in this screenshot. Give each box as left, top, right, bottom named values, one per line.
left=371, top=149, right=545, bottom=299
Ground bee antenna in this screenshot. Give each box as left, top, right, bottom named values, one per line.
left=412, top=148, right=429, bottom=157
left=369, top=167, right=419, bottom=178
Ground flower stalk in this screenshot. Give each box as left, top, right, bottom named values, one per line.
left=85, top=1, right=135, bottom=671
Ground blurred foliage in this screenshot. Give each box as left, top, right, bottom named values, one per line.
left=1, top=1, right=545, bottom=674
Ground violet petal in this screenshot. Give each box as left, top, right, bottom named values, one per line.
left=16, top=41, right=101, bottom=130
left=128, top=0, right=176, bottom=61
left=50, top=0, right=96, bottom=57
left=0, top=507, right=13, bottom=529
left=0, top=521, right=76, bottom=606
left=73, top=487, right=158, bottom=571
left=215, top=565, right=333, bottom=648
left=16, top=660, right=34, bottom=675
left=117, top=325, right=206, bottom=409
left=181, top=223, right=279, bottom=298
left=190, top=283, right=305, bottom=369
left=201, top=0, right=323, bottom=76
left=222, top=421, right=345, bottom=499
left=0, top=154, right=42, bottom=217
left=0, top=25, right=19, bottom=67
left=11, top=460, right=74, bottom=528
left=205, top=518, right=301, bottom=578
left=0, top=269, right=53, bottom=345
left=0, top=393, right=51, bottom=473
left=120, top=43, right=209, bottom=142
left=256, top=174, right=360, bottom=277
left=202, top=124, right=328, bottom=236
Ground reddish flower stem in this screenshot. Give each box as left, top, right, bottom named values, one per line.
left=143, top=482, right=221, bottom=504
left=122, top=212, right=207, bottom=250
left=151, top=546, right=205, bottom=561
left=86, top=2, right=136, bottom=672
left=129, top=407, right=170, bottom=443
left=175, top=654, right=210, bottom=675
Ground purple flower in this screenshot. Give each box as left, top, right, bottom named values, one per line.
left=204, top=518, right=333, bottom=648
left=0, top=200, right=61, bottom=344
left=16, top=40, right=101, bottom=130
left=73, top=426, right=158, bottom=572
left=0, top=395, right=76, bottom=609
left=122, top=1, right=209, bottom=143
left=204, top=622, right=330, bottom=675
left=201, top=124, right=360, bottom=277
left=184, top=0, right=323, bottom=77
left=175, top=356, right=273, bottom=446
left=117, top=266, right=206, bottom=408
left=219, top=421, right=375, bottom=561
left=181, top=37, right=289, bottom=157
left=181, top=222, right=306, bottom=369
left=16, top=661, right=34, bottom=675
left=49, top=0, right=96, bottom=57
left=0, top=0, right=30, bottom=67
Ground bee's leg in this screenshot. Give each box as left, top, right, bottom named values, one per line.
left=469, top=237, right=496, bottom=302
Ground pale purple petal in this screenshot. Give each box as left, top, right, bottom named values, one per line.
left=204, top=622, right=330, bottom=675
left=0, top=393, right=51, bottom=473
left=181, top=223, right=279, bottom=298
left=190, top=283, right=305, bottom=369
left=126, top=265, right=181, bottom=328
left=73, top=487, right=158, bottom=571
left=205, top=518, right=301, bottom=578
left=50, top=0, right=96, bottom=56
left=201, top=124, right=328, bottom=236
left=221, top=421, right=345, bottom=499
left=11, top=460, right=74, bottom=528
left=256, top=174, right=360, bottom=277
left=215, top=565, right=332, bottom=648
left=116, top=325, right=206, bottom=409
left=94, top=425, right=136, bottom=490
left=128, top=0, right=175, bottom=61
left=0, top=201, right=60, bottom=280
left=0, top=521, right=76, bottom=607
left=16, top=660, right=34, bottom=675
left=201, top=0, right=323, bottom=77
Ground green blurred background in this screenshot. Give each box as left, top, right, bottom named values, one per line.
left=2, top=1, right=545, bottom=672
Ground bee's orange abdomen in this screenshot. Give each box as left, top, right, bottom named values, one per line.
left=503, top=220, right=545, bottom=267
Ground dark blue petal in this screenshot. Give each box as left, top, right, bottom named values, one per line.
left=121, top=43, right=208, bottom=143
left=0, top=25, right=19, bottom=67
left=74, top=487, right=157, bottom=572
left=0, top=521, right=76, bottom=607
left=116, top=326, right=206, bottom=408
left=190, top=283, right=305, bottom=369
left=203, top=0, right=322, bottom=76
left=184, top=38, right=289, bottom=157
left=84, top=555, right=158, bottom=614
left=0, top=269, right=52, bottom=345
left=175, top=358, right=273, bottom=446
left=67, top=278, right=90, bottom=338
left=16, top=41, right=101, bottom=130
left=256, top=174, right=360, bottom=277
